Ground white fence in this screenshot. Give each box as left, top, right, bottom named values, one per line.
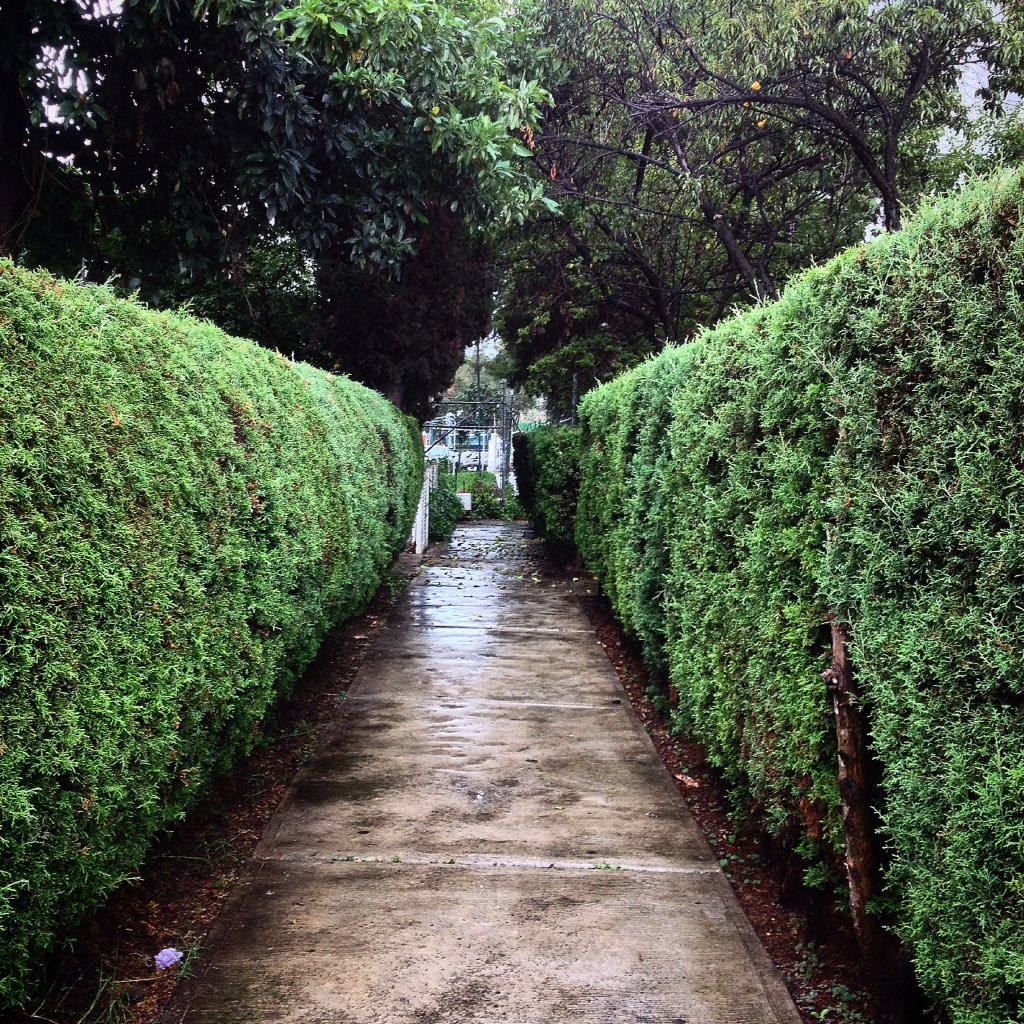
left=409, top=461, right=440, bottom=554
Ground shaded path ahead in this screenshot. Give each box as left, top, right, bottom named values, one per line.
left=164, top=523, right=801, bottom=1024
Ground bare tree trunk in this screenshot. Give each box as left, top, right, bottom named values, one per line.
left=823, top=622, right=883, bottom=957
left=702, top=204, right=779, bottom=302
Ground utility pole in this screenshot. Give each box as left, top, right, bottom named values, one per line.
left=500, top=380, right=511, bottom=506
left=474, top=337, right=483, bottom=473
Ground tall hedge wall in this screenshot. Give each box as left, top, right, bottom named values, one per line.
left=529, top=171, right=1024, bottom=1024
left=0, top=262, right=422, bottom=1004
left=512, top=426, right=582, bottom=556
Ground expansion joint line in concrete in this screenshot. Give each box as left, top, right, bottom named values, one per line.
left=263, top=852, right=722, bottom=876
left=344, top=696, right=620, bottom=712
left=393, top=623, right=595, bottom=635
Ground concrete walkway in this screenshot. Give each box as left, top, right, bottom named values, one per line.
left=164, top=523, right=801, bottom=1024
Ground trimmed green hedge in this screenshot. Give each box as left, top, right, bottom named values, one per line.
left=537, top=171, right=1024, bottom=1024
left=512, top=426, right=581, bottom=555
left=429, top=471, right=463, bottom=542
left=574, top=352, right=701, bottom=680
left=805, top=177, right=1024, bottom=1021
left=0, top=261, right=422, bottom=1005
left=664, top=303, right=840, bottom=852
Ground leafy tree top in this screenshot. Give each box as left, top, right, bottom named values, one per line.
left=4, top=0, right=554, bottom=276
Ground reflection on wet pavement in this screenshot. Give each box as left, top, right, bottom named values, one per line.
left=162, top=523, right=801, bottom=1024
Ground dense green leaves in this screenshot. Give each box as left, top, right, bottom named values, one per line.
left=512, top=427, right=582, bottom=557
left=0, top=261, right=422, bottom=1006
left=264, top=0, right=553, bottom=261
left=660, top=308, right=838, bottom=844
left=428, top=471, right=463, bottom=542
left=7, top=0, right=551, bottom=276
left=495, top=0, right=1024, bottom=409
left=309, top=208, right=495, bottom=417
left=0, top=0, right=551, bottom=413
left=574, top=348, right=698, bottom=679
left=0, top=0, right=557, bottom=417
left=530, top=170, right=1024, bottom=1024
left=809, top=176, right=1024, bottom=1023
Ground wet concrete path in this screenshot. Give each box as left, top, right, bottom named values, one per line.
left=164, top=523, right=801, bottom=1024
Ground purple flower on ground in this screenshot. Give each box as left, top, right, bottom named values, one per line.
left=155, top=947, right=184, bottom=971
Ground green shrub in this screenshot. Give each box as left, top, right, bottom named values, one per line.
left=806, top=174, right=1024, bottom=1024
left=576, top=349, right=700, bottom=681
left=512, top=426, right=581, bottom=555
left=619, top=349, right=700, bottom=680
left=429, top=471, right=463, bottom=542
left=576, top=375, right=632, bottom=611
left=455, top=469, right=498, bottom=492
left=663, top=305, right=839, bottom=852
left=451, top=468, right=522, bottom=521
left=0, top=261, right=422, bottom=1005
left=529, top=170, right=1024, bottom=1024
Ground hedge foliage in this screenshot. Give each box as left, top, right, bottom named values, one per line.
left=451, top=469, right=523, bottom=521
left=429, top=471, right=463, bottom=542
left=512, top=426, right=581, bottom=555
left=528, top=172, right=1024, bottom=1024
left=0, top=261, right=422, bottom=1005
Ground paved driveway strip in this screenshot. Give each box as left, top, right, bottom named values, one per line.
left=163, top=522, right=801, bottom=1024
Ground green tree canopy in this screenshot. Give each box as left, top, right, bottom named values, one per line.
left=3, top=0, right=551, bottom=273
left=495, top=0, right=1024, bottom=407
left=0, top=0, right=552, bottom=412
left=306, top=206, right=494, bottom=418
